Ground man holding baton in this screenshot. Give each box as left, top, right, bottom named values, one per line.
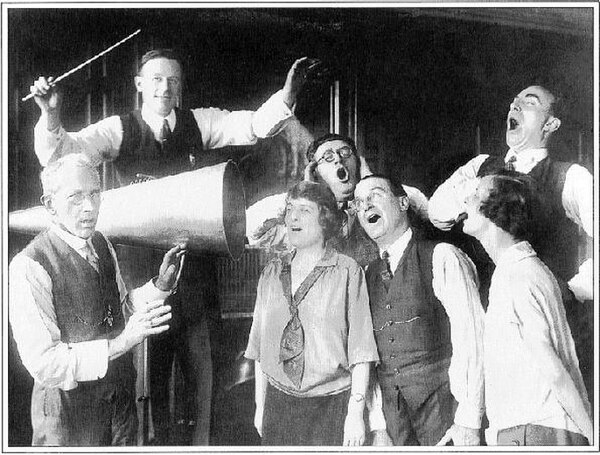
left=29, top=48, right=318, bottom=445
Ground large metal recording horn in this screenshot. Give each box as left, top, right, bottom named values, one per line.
left=8, top=161, right=247, bottom=260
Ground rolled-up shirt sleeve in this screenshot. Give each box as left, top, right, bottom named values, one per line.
left=432, top=243, right=485, bottom=429
left=34, top=114, right=123, bottom=167
left=428, top=155, right=488, bottom=231
left=562, top=164, right=593, bottom=301
left=9, top=241, right=169, bottom=390
left=194, top=90, right=294, bottom=150
left=9, top=254, right=109, bottom=389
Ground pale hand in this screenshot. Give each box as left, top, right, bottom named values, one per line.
left=155, top=244, right=186, bottom=291
left=30, top=76, right=62, bottom=113
left=343, top=410, right=366, bottom=446
left=436, top=424, right=480, bottom=446
left=119, top=300, right=172, bottom=353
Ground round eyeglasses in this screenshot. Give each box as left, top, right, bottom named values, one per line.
left=316, top=146, right=354, bottom=164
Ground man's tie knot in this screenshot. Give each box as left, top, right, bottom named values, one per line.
left=159, top=119, right=171, bottom=146
left=381, top=250, right=393, bottom=281
left=82, top=241, right=99, bottom=273
left=505, top=154, right=517, bottom=172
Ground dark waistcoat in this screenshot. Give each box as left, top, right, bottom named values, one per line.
left=478, top=155, right=578, bottom=281
left=23, top=230, right=133, bottom=384
left=366, top=237, right=452, bottom=410
left=116, top=107, right=204, bottom=185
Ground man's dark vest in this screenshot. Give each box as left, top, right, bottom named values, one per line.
left=366, top=237, right=452, bottom=410
left=117, top=108, right=204, bottom=185
left=478, top=155, right=579, bottom=282
left=22, top=230, right=133, bottom=384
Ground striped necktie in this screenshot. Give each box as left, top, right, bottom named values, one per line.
left=159, top=119, right=171, bottom=149
left=82, top=241, right=99, bottom=273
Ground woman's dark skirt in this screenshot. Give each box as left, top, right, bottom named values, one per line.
left=262, top=382, right=351, bottom=446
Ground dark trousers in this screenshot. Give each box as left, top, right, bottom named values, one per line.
left=31, top=378, right=137, bottom=446
left=497, top=424, right=589, bottom=446
left=382, top=381, right=456, bottom=446
left=262, top=383, right=350, bottom=446
left=150, top=316, right=213, bottom=445
left=116, top=246, right=215, bottom=446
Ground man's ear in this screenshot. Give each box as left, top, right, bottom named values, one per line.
left=134, top=76, right=143, bottom=93
left=41, top=195, right=56, bottom=215
left=543, top=116, right=561, bottom=134
left=398, top=195, right=410, bottom=212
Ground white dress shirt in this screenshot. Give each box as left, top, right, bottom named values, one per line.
left=9, top=225, right=170, bottom=390
left=428, top=149, right=593, bottom=301
left=369, top=228, right=485, bottom=430
left=34, top=90, right=294, bottom=167
left=484, top=241, right=592, bottom=444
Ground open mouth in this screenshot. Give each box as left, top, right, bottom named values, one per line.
left=336, top=167, right=349, bottom=182
left=508, top=118, right=520, bottom=130
left=290, top=227, right=302, bottom=232
left=367, top=214, right=381, bottom=224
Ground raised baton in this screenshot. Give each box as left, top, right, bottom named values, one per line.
left=22, top=28, right=141, bottom=102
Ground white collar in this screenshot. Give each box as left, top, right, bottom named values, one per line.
left=380, top=227, right=413, bottom=273
left=505, top=148, right=548, bottom=173
left=141, top=104, right=177, bottom=135
left=51, top=224, right=96, bottom=257
left=496, top=240, right=536, bottom=269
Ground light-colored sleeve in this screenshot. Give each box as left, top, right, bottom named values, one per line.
left=34, top=114, right=123, bottom=167
left=193, top=90, right=294, bottom=150
left=562, top=164, right=593, bottom=301
left=8, top=254, right=109, bottom=389
left=432, top=243, right=485, bottom=429
left=512, top=280, right=593, bottom=442
left=428, top=155, right=489, bottom=231
left=245, top=192, right=287, bottom=245
left=346, top=265, right=380, bottom=367
left=402, top=184, right=429, bottom=220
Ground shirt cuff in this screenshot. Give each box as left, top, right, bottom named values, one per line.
left=454, top=401, right=483, bottom=429
left=252, top=90, right=295, bottom=138
left=568, top=258, right=593, bottom=302
left=69, top=339, right=109, bottom=381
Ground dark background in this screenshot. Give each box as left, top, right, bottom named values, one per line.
left=5, top=6, right=595, bottom=446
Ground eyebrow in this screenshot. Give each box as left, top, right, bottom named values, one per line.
left=523, top=93, right=541, bottom=102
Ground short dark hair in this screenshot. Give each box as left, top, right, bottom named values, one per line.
left=358, top=174, right=407, bottom=198
left=286, top=181, right=344, bottom=241
left=306, top=133, right=357, bottom=162
left=479, top=172, right=541, bottom=242
left=138, top=49, right=182, bottom=75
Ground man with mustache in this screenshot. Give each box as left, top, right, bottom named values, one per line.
left=428, top=85, right=593, bottom=399
left=353, top=174, right=485, bottom=446
left=8, top=154, right=184, bottom=446
left=29, top=48, right=316, bottom=445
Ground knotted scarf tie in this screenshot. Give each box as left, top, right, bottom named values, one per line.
left=279, top=261, right=326, bottom=389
